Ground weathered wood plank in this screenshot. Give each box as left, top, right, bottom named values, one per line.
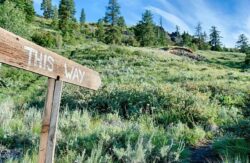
left=39, top=78, right=56, bottom=163
left=45, top=79, right=63, bottom=163
left=0, top=27, right=101, bottom=90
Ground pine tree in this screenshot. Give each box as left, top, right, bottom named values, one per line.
left=194, top=23, right=209, bottom=50
left=95, top=19, right=105, bottom=42
left=52, top=6, right=58, bottom=19
left=68, top=0, right=76, bottom=20
left=209, top=26, right=222, bottom=51
left=80, top=8, right=86, bottom=24
left=104, top=0, right=120, bottom=26
left=236, top=34, right=249, bottom=53
left=105, top=26, right=122, bottom=44
left=157, top=16, right=168, bottom=46
left=158, top=16, right=163, bottom=38
left=58, top=0, right=72, bottom=32
left=170, top=25, right=182, bottom=46
left=51, top=5, right=59, bottom=28
left=23, top=0, right=35, bottom=21
left=134, top=10, right=156, bottom=46
left=41, top=0, right=52, bottom=18
left=117, top=16, right=126, bottom=28
left=245, top=48, right=250, bottom=65
left=195, top=22, right=203, bottom=49
left=102, top=0, right=123, bottom=44
left=202, top=32, right=207, bottom=42
left=181, top=32, right=192, bottom=47
left=201, top=32, right=210, bottom=50
left=195, top=23, right=202, bottom=39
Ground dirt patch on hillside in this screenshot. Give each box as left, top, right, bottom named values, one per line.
left=166, top=47, right=206, bottom=61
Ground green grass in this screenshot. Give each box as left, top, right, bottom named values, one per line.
left=0, top=42, right=249, bottom=162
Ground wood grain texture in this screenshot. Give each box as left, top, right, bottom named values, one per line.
left=45, top=80, right=63, bottom=163
left=0, top=27, right=101, bottom=90
left=39, top=79, right=63, bottom=163
left=39, top=78, right=56, bottom=163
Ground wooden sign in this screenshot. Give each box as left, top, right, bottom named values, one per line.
left=0, top=27, right=102, bottom=163
left=0, top=28, right=101, bottom=90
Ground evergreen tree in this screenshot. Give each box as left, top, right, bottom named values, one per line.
left=41, top=0, right=52, bottom=18
left=193, top=23, right=209, bottom=50
left=202, top=32, right=207, bottom=42
left=122, top=28, right=138, bottom=46
left=195, top=23, right=202, bottom=38
left=23, top=0, right=35, bottom=21
left=195, top=22, right=203, bottom=49
left=158, top=16, right=163, bottom=38
left=170, top=25, right=182, bottom=46
left=160, top=16, right=163, bottom=27
left=181, top=32, right=193, bottom=47
left=157, top=16, right=167, bottom=46
left=102, top=0, right=123, bottom=44
left=68, top=0, right=76, bottom=20
left=95, top=19, right=106, bottom=42
left=52, top=6, right=58, bottom=19
left=80, top=8, right=86, bottom=24
left=209, top=26, right=222, bottom=51
left=201, top=32, right=210, bottom=50
left=51, top=5, right=59, bottom=28
left=134, top=10, right=156, bottom=47
left=58, top=0, right=72, bottom=32
left=245, top=48, right=250, bottom=65
left=105, top=26, right=122, bottom=44
left=104, top=0, right=120, bottom=26
left=176, top=26, right=180, bottom=34
left=236, top=34, right=249, bottom=53
left=117, top=16, right=126, bottom=28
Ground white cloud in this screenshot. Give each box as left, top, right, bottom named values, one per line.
left=146, top=6, right=191, bottom=32
left=156, top=0, right=178, bottom=14
left=149, top=0, right=248, bottom=47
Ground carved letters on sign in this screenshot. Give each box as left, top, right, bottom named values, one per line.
left=23, top=46, right=86, bottom=84
left=24, top=46, right=55, bottom=72
left=64, top=64, right=85, bottom=84
left=0, top=27, right=101, bottom=90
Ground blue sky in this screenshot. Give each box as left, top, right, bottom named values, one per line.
left=33, top=0, right=250, bottom=47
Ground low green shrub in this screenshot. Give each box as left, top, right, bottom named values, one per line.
left=213, top=136, right=250, bottom=159
left=167, top=122, right=206, bottom=145
left=221, top=154, right=249, bottom=163
left=0, top=98, right=14, bottom=129
left=32, top=31, right=58, bottom=48
left=113, top=137, right=185, bottom=163
left=224, top=120, right=250, bottom=140
left=0, top=1, right=30, bottom=38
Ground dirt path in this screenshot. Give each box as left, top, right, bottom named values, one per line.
left=0, top=147, right=22, bottom=163
left=190, top=144, right=220, bottom=163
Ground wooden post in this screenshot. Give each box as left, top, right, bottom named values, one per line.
left=39, top=78, right=63, bottom=163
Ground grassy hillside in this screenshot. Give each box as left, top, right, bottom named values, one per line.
left=0, top=40, right=249, bottom=162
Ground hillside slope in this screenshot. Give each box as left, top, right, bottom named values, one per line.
left=0, top=42, right=250, bottom=162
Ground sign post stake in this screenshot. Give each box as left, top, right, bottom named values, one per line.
left=39, top=78, right=63, bottom=163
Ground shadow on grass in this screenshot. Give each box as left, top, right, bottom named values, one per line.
left=0, top=133, right=37, bottom=149
left=205, top=59, right=244, bottom=69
